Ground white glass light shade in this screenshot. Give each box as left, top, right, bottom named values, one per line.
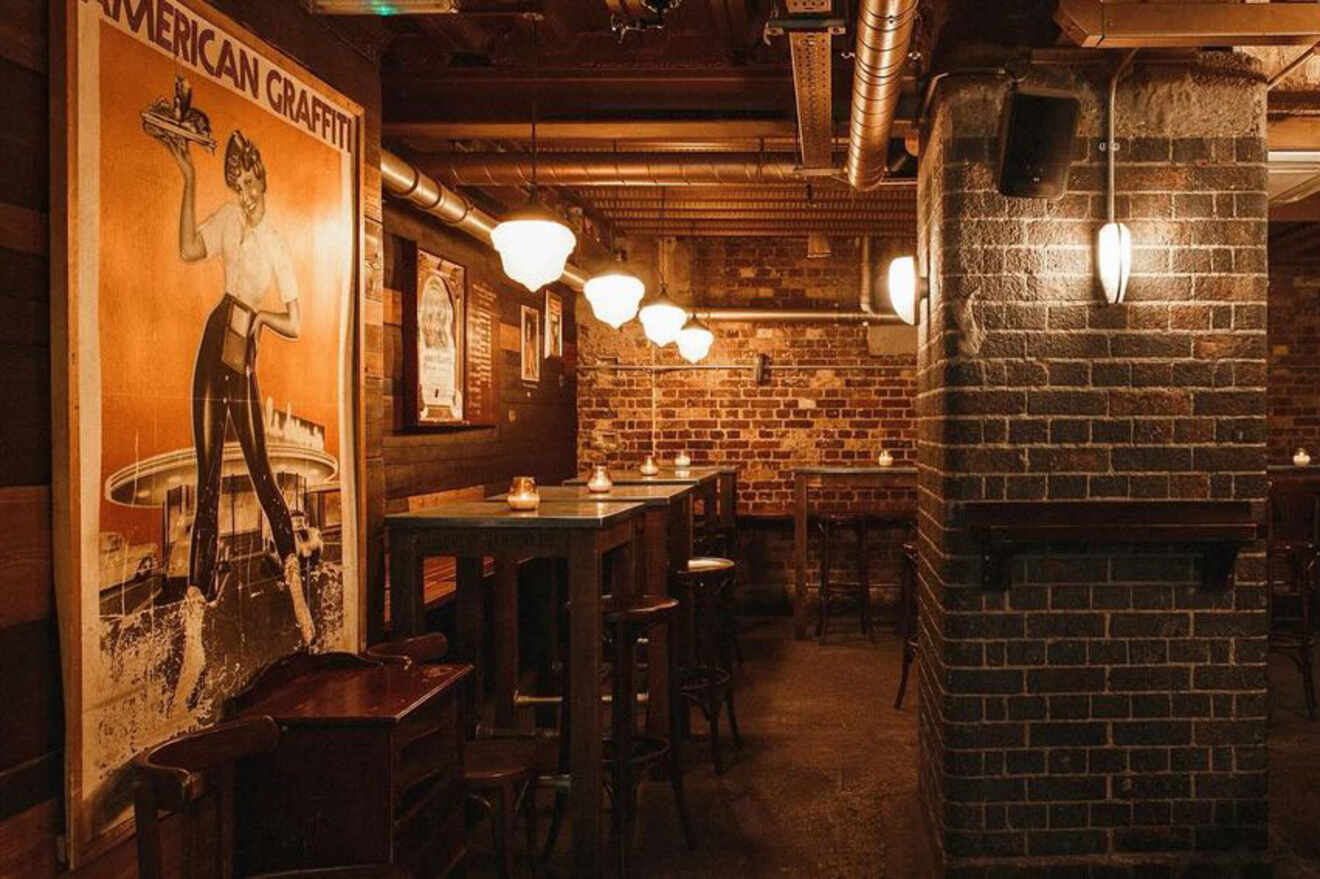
left=584, top=269, right=645, bottom=329
left=888, top=255, right=920, bottom=326
left=491, top=201, right=577, bottom=293
left=1096, top=221, right=1132, bottom=305
left=638, top=288, right=687, bottom=346
left=676, top=317, right=715, bottom=363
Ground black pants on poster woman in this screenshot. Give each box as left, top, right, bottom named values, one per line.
left=188, top=294, right=298, bottom=602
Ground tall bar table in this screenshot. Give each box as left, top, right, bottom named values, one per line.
left=487, top=483, right=696, bottom=735
left=792, top=466, right=918, bottom=640
left=567, top=466, right=723, bottom=545
left=386, top=499, right=645, bottom=877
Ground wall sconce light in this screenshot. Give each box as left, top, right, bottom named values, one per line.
left=887, top=255, right=928, bottom=326
left=1096, top=221, right=1132, bottom=305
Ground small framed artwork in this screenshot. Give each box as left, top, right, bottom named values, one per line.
left=407, top=249, right=465, bottom=425
left=520, top=305, right=542, bottom=384
left=544, top=290, right=563, bottom=359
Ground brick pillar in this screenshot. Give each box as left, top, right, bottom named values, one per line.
left=916, top=54, right=1269, bottom=875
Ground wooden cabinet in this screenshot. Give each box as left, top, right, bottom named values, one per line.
left=230, top=661, right=472, bottom=877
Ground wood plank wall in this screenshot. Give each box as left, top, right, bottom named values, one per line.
left=0, top=1, right=383, bottom=875
left=380, top=206, right=579, bottom=516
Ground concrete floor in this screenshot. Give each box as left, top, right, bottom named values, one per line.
left=468, top=617, right=1320, bottom=878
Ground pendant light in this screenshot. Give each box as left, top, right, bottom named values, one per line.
left=638, top=189, right=687, bottom=345
left=676, top=314, right=715, bottom=363
left=584, top=248, right=646, bottom=329
left=491, top=21, right=576, bottom=293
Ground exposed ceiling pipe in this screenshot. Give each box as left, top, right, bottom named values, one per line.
left=421, top=152, right=819, bottom=186
left=1055, top=0, right=1320, bottom=48
left=844, top=0, right=918, bottom=191
left=379, top=149, right=590, bottom=290
left=692, top=308, right=902, bottom=323
left=858, top=235, right=875, bottom=313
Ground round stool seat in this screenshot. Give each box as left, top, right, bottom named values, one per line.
left=685, top=556, right=735, bottom=575
left=464, top=737, right=554, bottom=787
left=601, top=593, right=679, bottom=625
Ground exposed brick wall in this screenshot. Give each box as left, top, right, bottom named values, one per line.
left=577, top=236, right=918, bottom=604
left=1266, top=232, right=1320, bottom=464
left=916, top=56, right=1270, bottom=875
left=577, top=236, right=917, bottom=513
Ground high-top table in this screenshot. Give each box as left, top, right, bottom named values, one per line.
left=793, top=466, right=918, bottom=640
left=386, top=499, right=645, bottom=876
left=487, top=483, right=695, bottom=736
left=566, top=466, right=727, bottom=545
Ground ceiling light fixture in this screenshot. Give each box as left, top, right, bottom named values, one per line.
left=584, top=250, right=646, bottom=329
left=676, top=315, right=715, bottom=363
left=490, top=20, right=575, bottom=292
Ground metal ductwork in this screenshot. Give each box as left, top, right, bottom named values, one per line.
left=1055, top=0, right=1320, bottom=48
left=379, top=149, right=590, bottom=290
left=421, top=153, right=814, bottom=187
left=844, top=0, right=918, bottom=191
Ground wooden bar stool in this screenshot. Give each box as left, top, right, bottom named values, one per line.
left=367, top=633, right=546, bottom=878
left=132, top=716, right=406, bottom=879
left=816, top=514, right=871, bottom=644
left=543, top=593, right=696, bottom=877
left=674, top=557, right=743, bottom=775
left=894, top=540, right=919, bottom=710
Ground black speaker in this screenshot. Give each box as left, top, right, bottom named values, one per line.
left=995, top=87, right=1080, bottom=199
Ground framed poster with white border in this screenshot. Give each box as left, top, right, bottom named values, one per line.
left=51, top=0, right=366, bottom=864
left=520, top=304, right=541, bottom=384
left=544, top=289, right=563, bottom=359
left=406, top=249, right=465, bottom=425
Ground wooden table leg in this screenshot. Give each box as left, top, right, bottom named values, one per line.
left=388, top=530, right=423, bottom=638
left=793, top=473, right=809, bottom=640
left=642, top=508, right=669, bottom=738
left=568, top=536, right=604, bottom=878
left=493, top=557, right=519, bottom=728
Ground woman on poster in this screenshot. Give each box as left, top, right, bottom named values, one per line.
left=157, top=127, right=316, bottom=647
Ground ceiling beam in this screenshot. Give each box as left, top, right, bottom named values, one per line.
left=1055, top=0, right=1320, bottom=48
left=384, top=118, right=806, bottom=140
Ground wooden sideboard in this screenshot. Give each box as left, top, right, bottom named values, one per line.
left=228, top=657, right=472, bottom=877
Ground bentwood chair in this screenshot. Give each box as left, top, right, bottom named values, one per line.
left=132, top=716, right=407, bottom=879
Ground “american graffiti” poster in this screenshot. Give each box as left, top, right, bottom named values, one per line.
left=52, top=0, right=364, bottom=863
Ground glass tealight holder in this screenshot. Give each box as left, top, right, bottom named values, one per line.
left=674, top=451, right=692, bottom=469
left=639, top=454, right=660, bottom=476
left=1296, top=448, right=1312, bottom=467
left=877, top=449, right=894, bottom=467
left=506, top=476, right=540, bottom=511
left=586, top=465, right=613, bottom=493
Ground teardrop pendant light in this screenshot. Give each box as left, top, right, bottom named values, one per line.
left=676, top=314, right=714, bottom=363
left=584, top=249, right=645, bottom=329
left=491, top=21, right=575, bottom=292
left=638, top=189, right=688, bottom=345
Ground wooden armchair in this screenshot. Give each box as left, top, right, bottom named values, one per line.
left=132, top=715, right=408, bottom=879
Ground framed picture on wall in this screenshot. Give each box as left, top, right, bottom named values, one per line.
left=544, top=290, right=563, bottom=359
left=407, top=249, right=465, bottom=425
left=51, top=0, right=366, bottom=864
left=521, top=305, right=542, bottom=383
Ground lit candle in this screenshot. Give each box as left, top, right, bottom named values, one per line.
left=1295, top=448, right=1312, bottom=467
left=586, top=465, right=614, bottom=493
left=506, top=476, right=540, bottom=511
left=877, top=450, right=894, bottom=467
left=674, top=451, right=692, bottom=468
left=639, top=454, right=659, bottom=476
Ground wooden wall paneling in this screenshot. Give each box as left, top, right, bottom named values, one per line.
left=0, top=485, right=52, bottom=627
